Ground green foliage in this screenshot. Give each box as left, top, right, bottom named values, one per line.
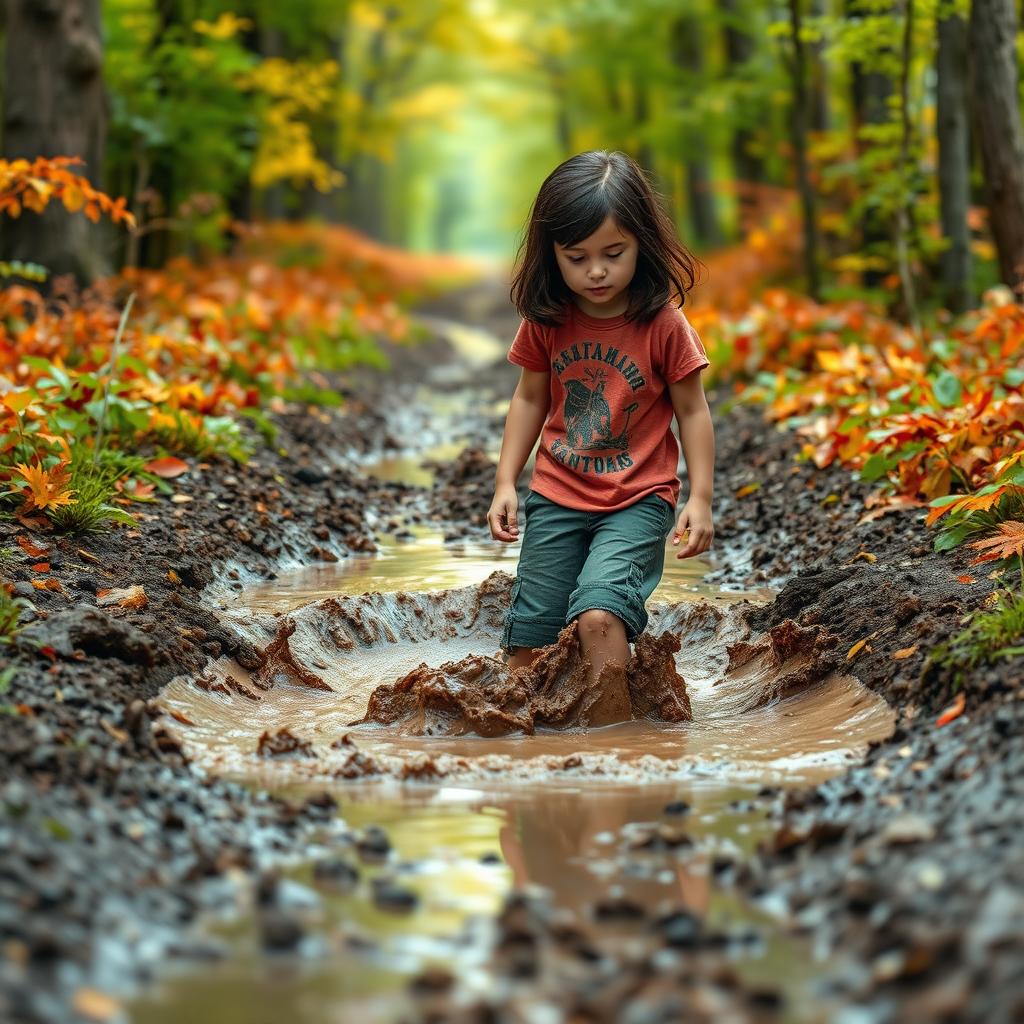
left=45, top=459, right=138, bottom=534
left=927, top=565, right=1024, bottom=688
left=0, top=260, right=49, bottom=282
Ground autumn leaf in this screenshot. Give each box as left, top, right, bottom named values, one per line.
left=735, top=482, right=760, bottom=498
left=16, top=534, right=49, bottom=558
left=955, top=575, right=976, bottom=585
left=31, top=578, right=64, bottom=594
left=892, top=644, right=918, bottom=660
left=13, top=462, right=74, bottom=512
left=96, top=585, right=148, bottom=610
left=935, top=692, right=965, bottom=728
left=144, top=456, right=190, bottom=478
left=30, top=562, right=50, bottom=573
left=965, top=521, right=1024, bottom=566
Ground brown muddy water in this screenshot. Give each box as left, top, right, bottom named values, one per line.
left=136, top=559, right=894, bottom=1022
left=132, top=319, right=894, bottom=1022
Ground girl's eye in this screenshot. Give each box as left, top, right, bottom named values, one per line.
left=608, top=252, right=623, bottom=259
left=568, top=257, right=584, bottom=264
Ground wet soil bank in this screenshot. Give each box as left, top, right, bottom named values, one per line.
left=1, top=276, right=1022, bottom=1021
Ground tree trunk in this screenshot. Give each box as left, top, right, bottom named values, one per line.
left=672, top=16, right=722, bottom=246
left=720, top=0, right=766, bottom=231
left=789, top=0, right=821, bottom=300
left=969, top=0, right=1024, bottom=298
left=847, top=0, right=893, bottom=289
left=936, top=9, right=972, bottom=313
left=0, top=0, right=109, bottom=286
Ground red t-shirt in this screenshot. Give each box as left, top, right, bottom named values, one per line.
left=507, top=301, right=709, bottom=513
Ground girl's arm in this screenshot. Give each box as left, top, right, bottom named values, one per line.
left=489, top=368, right=551, bottom=542
left=668, top=370, right=715, bottom=558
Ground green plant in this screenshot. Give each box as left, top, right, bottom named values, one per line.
left=45, top=460, right=137, bottom=533
left=927, top=557, right=1024, bottom=686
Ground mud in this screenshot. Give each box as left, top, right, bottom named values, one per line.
left=1, top=273, right=1021, bottom=1023
left=353, top=619, right=691, bottom=735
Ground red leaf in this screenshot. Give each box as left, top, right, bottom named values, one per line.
left=935, top=692, right=965, bottom=728
left=16, top=535, right=49, bottom=558
left=143, top=457, right=190, bottom=479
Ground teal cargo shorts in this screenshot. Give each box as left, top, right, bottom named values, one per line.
left=501, top=489, right=677, bottom=652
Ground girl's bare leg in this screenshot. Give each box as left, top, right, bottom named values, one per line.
left=575, top=609, right=629, bottom=684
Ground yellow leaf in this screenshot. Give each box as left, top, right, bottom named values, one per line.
left=62, top=182, right=85, bottom=213
left=847, top=637, right=870, bottom=659
left=892, top=644, right=918, bottom=660
left=72, top=988, right=120, bottom=1021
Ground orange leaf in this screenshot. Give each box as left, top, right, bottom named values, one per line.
left=892, top=644, right=918, bottom=660
left=955, top=575, right=976, bottom=585
left=966, top=521, right=1024, bottom=565
left=96, top=585, right=147, bottom=610
left=935, top=692, right=965, bottom=728
left=16, top=534, right=49, bottom=558
left=13, top=461, right=74, bottom=512
left=30, top=562, right=50, bottom=573
left=144, top=456, right=189, bottom=478
left=31, top=578, right=64, bottom=593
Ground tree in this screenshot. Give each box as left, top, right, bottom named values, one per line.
left=1, top=0, right=109, bottom=284
left=969, top=0, right=1024, bottom=298
left=936, top=2, right=972, bottom=313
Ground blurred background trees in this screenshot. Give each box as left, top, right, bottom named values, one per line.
left=2, top=0, right=1023, bottom=315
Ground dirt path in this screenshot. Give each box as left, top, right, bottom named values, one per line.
left=1, top=279, right=1021, bottom=1022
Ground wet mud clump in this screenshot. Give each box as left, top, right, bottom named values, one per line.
left=352, top=620, right=692, bottom=736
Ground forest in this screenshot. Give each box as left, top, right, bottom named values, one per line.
left=0, top=2, right=1022, bottom=1023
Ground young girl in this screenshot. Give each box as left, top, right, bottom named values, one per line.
left=488, top=150, right=715, bottom=696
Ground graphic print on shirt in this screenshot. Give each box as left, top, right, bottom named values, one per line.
left=548, top=340, right=645, bottom=476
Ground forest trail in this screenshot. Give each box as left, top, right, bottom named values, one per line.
left=4, top=279, right=1021, bottom=1023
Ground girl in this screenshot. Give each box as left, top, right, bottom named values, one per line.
left=488, top=150, right=715, bottom=698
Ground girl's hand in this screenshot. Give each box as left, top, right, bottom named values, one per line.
left=672, top=498, right=714, bottom=559
left=488, top=484, right=521, bottom=542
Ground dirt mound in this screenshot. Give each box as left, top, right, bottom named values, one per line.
left=352, top=619, right=692, bottom=736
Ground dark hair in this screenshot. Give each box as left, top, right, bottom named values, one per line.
left=510, top=150, right=701, bottom=326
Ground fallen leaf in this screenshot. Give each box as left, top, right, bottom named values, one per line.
left=735, top=482, right=760, bottom=498
left=100, top=719, right=130, bottom=744
left=892, top=644, right=919, bottom=660
left=168, top=708, right=195, bottom=726
left=96, top=585, right=148, bottom=610
left=72, top=988, right=120, bottom=1021
left=847, top=637, right=870, bottom=659
left=935, top=692, right=965, bottom=728
left=16, top=535, right=49, bottom=558
left=30, top=562, right=50, bottom=573
left=170, top=494, right=193, bottom=504
left=77, top=548, right=101, bottom=564
left=39, top=646, right=58, bottom=661
left=31, top=578, right=64, bottom=594
left=144, top=456, right=190, bottom=478
left=955, top=574, right=976, bottom=585
left=167, top=569, right=181, bottom=584
left=849, top=551, right=877, bottom=563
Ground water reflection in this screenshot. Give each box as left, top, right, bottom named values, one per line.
left=223, top=523, right=775, bottom=613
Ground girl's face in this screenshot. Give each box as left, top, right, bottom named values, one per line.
left=553, top=215, right=638, bottom=318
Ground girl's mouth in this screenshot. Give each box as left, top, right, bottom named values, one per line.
left=588, top=286, right=610, bottom=294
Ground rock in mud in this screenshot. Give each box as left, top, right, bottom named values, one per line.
left=352, top=619, right=692, bottom=737
left=20, top=606, right=155, bottom=665
left=256, top=728, right=316, bottom=758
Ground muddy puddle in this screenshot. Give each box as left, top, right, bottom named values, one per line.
left=212, top=523, right=776, bottom=613
left=139, top=563, right=895, bottom=1023
left=136, top=316, right=894, bottom=1022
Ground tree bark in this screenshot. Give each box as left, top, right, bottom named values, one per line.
left=847, top=0, right=893, bottom=289
left=789, top=0, right=822, bottom=300
left=969, top=0, right=1024, bottom=297
left=936, top=9, right=972, bottom=313
left=671, top=16, right=722, bottom=246
left=0, top=0, right=110, bottom=286
left=720, top=0, right=766, bottom=231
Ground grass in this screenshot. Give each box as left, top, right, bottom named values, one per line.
left=927, top=557, right=1024, bottom=688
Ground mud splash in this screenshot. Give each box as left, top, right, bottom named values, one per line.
left=354, top=620, right=691, bottom=735
left=157, top=571, right=895, bottom=787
